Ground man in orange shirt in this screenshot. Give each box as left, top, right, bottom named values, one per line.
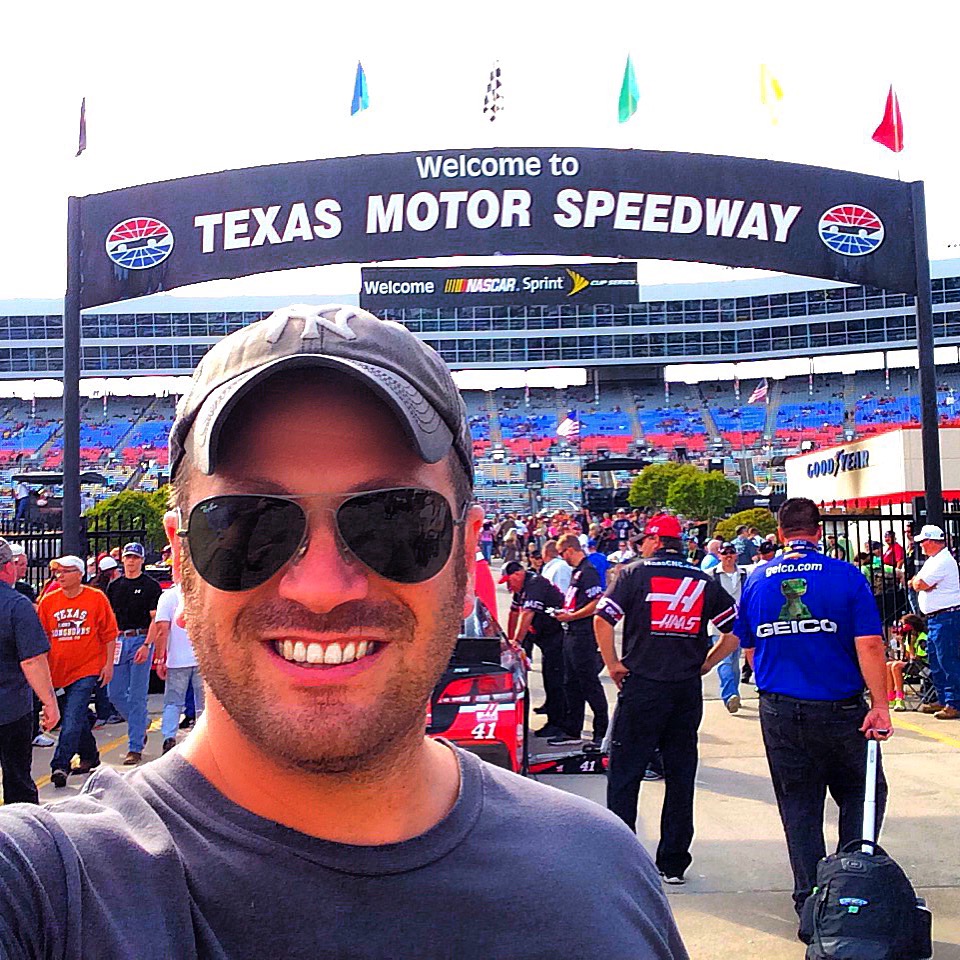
left=37, top=555, right=118, bottom=788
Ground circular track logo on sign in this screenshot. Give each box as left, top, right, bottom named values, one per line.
left=818, top=204, right=885, bottom=257
left=105, top=217, right=174, bottom=270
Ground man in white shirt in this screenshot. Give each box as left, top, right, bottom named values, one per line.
left=151, top=583, right=205, bottom=752
left=608, top=540, right=636, bottom=565
left=541, top=539, right=573, bottom=595
left=709, top=543, right=748, bottom=713
left=13, top=482, right=30, bottom=522
left=909, top=524, right=960, bottom=720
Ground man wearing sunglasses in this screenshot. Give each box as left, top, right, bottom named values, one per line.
left=0, top=305, right=686, bottom=959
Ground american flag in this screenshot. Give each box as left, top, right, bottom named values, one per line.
left=557, top=411, right=580, bottom=438
left=483, top=61, right=503, bottom=121
left=748, top=378, right=769, bottom=404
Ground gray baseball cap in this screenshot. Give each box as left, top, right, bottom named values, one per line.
left=0, top=538, right=13, bottom=565
left=169, top=304, right=473, bottom=484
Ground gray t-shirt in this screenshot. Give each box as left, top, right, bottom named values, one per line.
left=0, top=747, right=687, bottom=959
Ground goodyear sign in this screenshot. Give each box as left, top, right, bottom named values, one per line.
left=359, top=263, right=639, bottom=309
left=76, top=147, right=919, bottom=309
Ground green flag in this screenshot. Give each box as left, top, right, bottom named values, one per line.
left=618, top=56, right=639, bottom=123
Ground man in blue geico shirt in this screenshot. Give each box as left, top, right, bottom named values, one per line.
left=734, top=497, right=892, bottom=917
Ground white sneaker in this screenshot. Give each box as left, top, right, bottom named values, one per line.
left=32, top=733, right=55, bottom=747
left=660, top=872, right=686, bottom=885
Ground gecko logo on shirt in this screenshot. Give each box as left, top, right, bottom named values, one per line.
left=645, top=577, right=705, bottom=634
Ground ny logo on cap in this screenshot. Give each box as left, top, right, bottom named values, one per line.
left=263, top=305, right=361, bottom=344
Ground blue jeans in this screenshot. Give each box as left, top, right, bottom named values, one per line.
left=161, top=667, right=205, bottom=739
left=926, top=609, right=960, bottom=708
left=716, top=647, right=741, bottom=704
left=480, top=541, right=493, bottom=563
left=109, top=632, right=152, bottom=752
left=52, top=675, right=99, bottom=773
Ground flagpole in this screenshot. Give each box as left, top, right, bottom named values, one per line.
left=911, top=181, right=943, bottom=527
left=62, top=196, right=82, bottom=556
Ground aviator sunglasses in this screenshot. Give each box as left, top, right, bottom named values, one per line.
left=179, top=487, right=469, bottom=592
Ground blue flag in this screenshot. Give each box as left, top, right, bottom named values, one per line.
left=351, top=62, right=369, bottom=116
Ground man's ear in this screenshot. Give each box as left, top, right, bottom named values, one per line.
left=462, top=504, right=484, bottom=619
left=163, top=510, right=181, bottom=585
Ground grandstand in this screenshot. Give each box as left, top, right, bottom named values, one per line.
left=4, top=263, right=960, bottom=515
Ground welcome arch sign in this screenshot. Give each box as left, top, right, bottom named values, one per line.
left=62, top=147, right=939, bottom=550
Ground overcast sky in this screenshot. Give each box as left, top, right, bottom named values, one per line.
left=2, top=0, right=958, bottom=300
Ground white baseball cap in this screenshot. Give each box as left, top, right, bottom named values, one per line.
left=50, top=555, right=85, bottom=574
left=98, top=556, right=119, bottom=572
left=915, top=524, right=946, bottom=543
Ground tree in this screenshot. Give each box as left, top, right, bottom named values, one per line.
left=665, top=469, right=738, bottom=532
left=84, top=487, right=171, bottom=552
left=628, top=462, right=697, bottom=511
left=714, top=507, right=777, bottom=543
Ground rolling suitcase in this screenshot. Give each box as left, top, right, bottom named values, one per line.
left=799, top=740, right=933, bottom=959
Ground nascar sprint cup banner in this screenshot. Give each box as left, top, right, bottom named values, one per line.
left=77, top=147, right=918, bottom=308
left=359, top=263, right=640, bottom=310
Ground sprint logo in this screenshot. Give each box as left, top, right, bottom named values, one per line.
left=566, top=269, right=590, bottom=296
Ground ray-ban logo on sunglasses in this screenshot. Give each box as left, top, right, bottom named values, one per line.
left=263, top=305, right=361, bottom=344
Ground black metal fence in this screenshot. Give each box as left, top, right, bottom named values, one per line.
left=816, top=497, right=960, bottom=629
left=0, top=514, right=149, bottom=592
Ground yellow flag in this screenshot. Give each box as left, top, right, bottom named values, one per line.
left=760, top=63, right=784, bottom=125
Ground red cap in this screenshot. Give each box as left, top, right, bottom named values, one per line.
left=645, top=513, right=682, bottom=539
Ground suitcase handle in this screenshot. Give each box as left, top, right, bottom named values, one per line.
left=839, top=838, right=890, bottom=857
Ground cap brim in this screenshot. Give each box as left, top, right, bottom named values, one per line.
left=185, top=354, right=454, bottom=477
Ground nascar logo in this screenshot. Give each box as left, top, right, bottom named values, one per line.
left=818, top=204, right=884, bottom=257
left=105, top=217, right=174, bottom=270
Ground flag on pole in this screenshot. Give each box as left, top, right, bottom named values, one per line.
left=75, top=97, right=87, bottom=156
left=350, top=62, right=369, bottom=115
left=748, top=378, right=769, bottom=404
left=557, top=411, right=580, bottom=439
left=618, top=56, right=639, bottom=123
left=872, top=85, right=904, bottom=153
left=483, top=61, right=503, bottom=121
left=759, top=64, right=783, bottom=125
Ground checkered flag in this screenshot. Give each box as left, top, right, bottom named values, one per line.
left=483, top=61, right=503, bottom=121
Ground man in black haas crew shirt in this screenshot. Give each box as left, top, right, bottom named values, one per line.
left=595, top=514, right=738, bottom=884
left=550, top=534, right=607, bottom=747
left=501, top=561, right=568, bottom=738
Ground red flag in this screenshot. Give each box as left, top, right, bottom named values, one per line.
left=872, top=86, right=903, bottom=153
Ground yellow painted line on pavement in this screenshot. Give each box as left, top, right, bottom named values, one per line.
left=32, top=718, right=163, bottom=792
left=894, top=716, right=960, bottom=750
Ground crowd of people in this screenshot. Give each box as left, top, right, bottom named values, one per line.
left=0, top=535, right=203, bottom=803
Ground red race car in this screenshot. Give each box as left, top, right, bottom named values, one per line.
left=427, top=599, right=528, bottom=775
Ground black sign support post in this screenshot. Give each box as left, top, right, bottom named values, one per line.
left=62, top=196, right=83, bottom=556
left=911, top=182, right=943, bottom=527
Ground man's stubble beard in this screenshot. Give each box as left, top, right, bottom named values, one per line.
left=180, top=544, right=467, bottom=778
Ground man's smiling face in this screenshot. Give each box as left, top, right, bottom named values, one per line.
left=175, top=374, right=475, bottom=776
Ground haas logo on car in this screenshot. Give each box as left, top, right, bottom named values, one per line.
left=645, top=577, right=705, bottom=634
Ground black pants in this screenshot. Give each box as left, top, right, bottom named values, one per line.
left=759, top=693, right=887, bottom=914
left=607, top=674, right=702, bottom=877
left=0, top=711, right=39, bottom=805
left=535, top=629, right=568, bottom=730
left=562, top=628, right=608, bottom=741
